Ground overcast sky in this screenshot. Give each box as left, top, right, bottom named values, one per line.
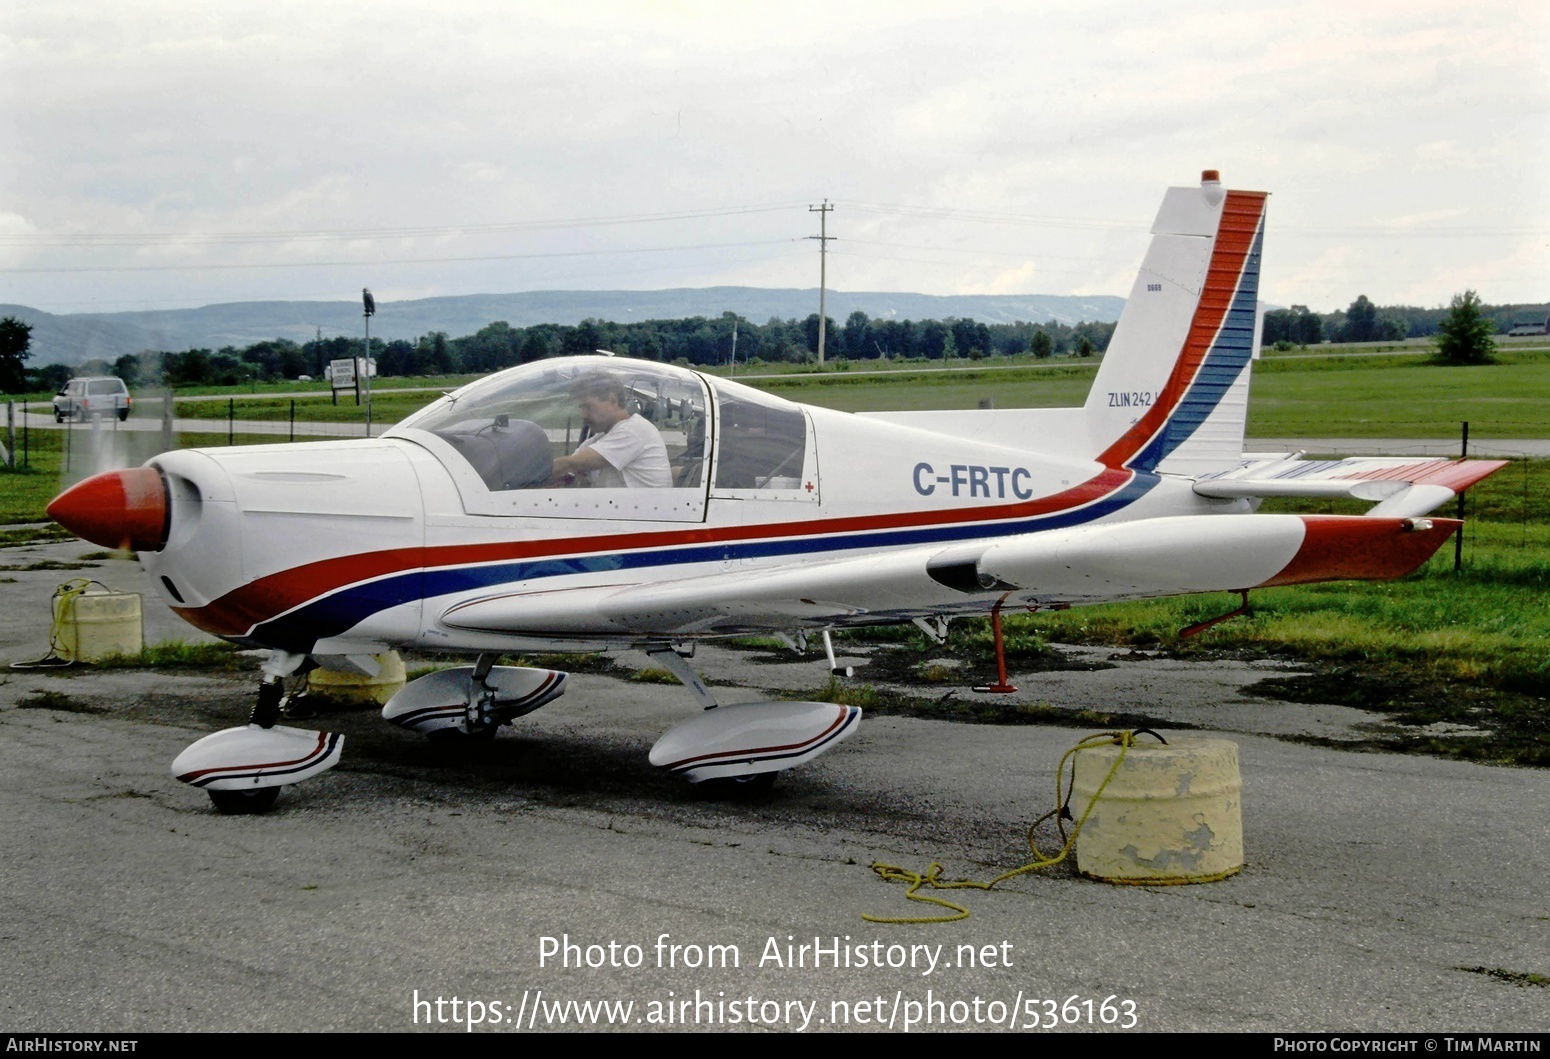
left=3, top=1, right=1546, bottom=318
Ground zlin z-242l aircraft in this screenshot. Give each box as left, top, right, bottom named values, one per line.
left=49, top=171, right=1505, bottom=814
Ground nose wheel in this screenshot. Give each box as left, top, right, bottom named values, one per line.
left=698, top=771, right=779, bottom=799
left=207, top=787, right=282, bottom=815
left=172, top=652, right=343, bottom=815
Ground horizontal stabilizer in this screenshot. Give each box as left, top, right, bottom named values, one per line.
left=1194, top=456, right=1507, bottom=517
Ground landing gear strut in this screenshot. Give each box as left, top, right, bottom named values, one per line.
left=645, top=642, right=861, bottom=790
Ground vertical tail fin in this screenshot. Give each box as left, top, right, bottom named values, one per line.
left=1085, top=172, right=1267, bottom=475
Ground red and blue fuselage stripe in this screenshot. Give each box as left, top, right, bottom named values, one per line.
left=190, top=466, right=1161, bottom=649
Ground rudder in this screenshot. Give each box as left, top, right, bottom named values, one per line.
left=1084, top=172, right=1267, bottom=475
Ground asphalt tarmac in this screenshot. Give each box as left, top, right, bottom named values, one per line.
left=1, top=542, right=1547, bottom=1034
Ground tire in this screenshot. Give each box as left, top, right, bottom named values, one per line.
left=699, top=771, right=778, bottom=799
left=208, top=787, right=281, bottom=815
left=54, top=410, right=64, bottom=423
left=118, top=408, right=129, bottom=422
left=427, top=724, right=499, bottom=743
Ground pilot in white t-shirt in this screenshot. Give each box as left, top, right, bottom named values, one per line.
left=574, top=413, right=671, bottom=488
left=549, top=375, right=672, bottom=488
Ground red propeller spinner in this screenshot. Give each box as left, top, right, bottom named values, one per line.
left=47, top=468, right=170, bottom=552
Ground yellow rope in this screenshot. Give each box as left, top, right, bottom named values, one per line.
left=863, top=729, right=1154, bottom=924
left=48, top=578, right=95, bottom=660
left=10, top=578, right=98, bottom=669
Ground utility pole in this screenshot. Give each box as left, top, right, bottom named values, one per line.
left=729, top=317, right=739, bottom=377
left=807, top=200, right=834, bottom=365
left=362, top=288, right=376, bottom=437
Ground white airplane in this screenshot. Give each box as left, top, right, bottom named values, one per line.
left=48, top=171, right=1505, bottom=813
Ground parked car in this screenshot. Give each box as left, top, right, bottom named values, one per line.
left=53, top=377, right=131, bottom=422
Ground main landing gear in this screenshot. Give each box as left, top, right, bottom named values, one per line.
left=381, top=653, right=569, bottom=739
left=170, top=652, right=343, bottom=815
left=643, top=643, right=861, bottom=792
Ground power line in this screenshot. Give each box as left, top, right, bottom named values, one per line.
left=0, top=201, right=810, bottom=249
left=0, top=238, right=794, bottom=275
left=843, top=200, right=1548, bottom=238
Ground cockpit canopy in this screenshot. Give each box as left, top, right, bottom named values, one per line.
left=389, top=356, right=813, bottom=521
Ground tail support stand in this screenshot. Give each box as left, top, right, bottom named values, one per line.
left=1179, top=590, right=1251, bottom=639
left=822, top=629, right=854, bottom=678
left=973, top=597, right=1018, bottom=695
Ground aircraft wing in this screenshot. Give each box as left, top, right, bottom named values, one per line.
left=1191, top=455, right=1506, bottom=517
left=437, top=513, right=1459, bottom=638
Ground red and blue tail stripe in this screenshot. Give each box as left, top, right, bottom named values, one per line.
left=1099, top=190, right=1267, bottom=474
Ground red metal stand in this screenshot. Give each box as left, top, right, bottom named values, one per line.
left=973, top=598, right=1018, bottom=694
left=1179, top=589, right=1251, bottom=639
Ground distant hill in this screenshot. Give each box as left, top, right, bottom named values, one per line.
left=1, top=288, right=1125, bottom=367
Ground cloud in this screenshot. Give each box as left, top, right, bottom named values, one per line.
left=3, top=0, right=1546, bottom=311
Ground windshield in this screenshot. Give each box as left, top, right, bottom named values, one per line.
left=391, top=358, right=710, bottom=492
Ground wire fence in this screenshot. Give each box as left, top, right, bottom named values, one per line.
left=6, top=402, right=1547, bottom=551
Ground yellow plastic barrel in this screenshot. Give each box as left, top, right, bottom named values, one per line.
left=53, top=587, right=143, bottom=662
left=306, top=651, right=407, bottom=706
left=1072, top=737, right=1243, bottom=885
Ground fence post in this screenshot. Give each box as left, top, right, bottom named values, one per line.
left=4, top=401, right=13, bottom=469
left=1454, top=421, right=1468, bottom=573
left=228, top=398, right=234, bottom=445
left=290, top=399, right=295, bottom=443
left=161, top=387, right=175, bottom=453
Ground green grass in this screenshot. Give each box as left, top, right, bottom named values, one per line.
left=799, top=675, right=1186, bottom=731
left=972, top=539, right=1550, bottom=766
left=817, top=548, right=1549, bottom=766
left=0, top=559, right=99, bottom=571
left=1245, top=348, right=1550, bottom=438
left=628, top=667, right=681, bottom=684
left=92, top=640, right=251, bottom=670
left=167, top=390, right=441, bottom=425
left=180, top=373, right=472, bottom=398
left=17, top=344, right=1544, bottom=440
left=16, top=688, right=103, bottom=714
left=743, top=346, right=1550, bottom=439
left=0, top=430, right=63, bottom=525
left=754, top=362, right=1097, bottom=413
left=1459, top=967, right=1550, bottom=988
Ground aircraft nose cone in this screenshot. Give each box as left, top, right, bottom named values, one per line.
left=47, top=468, right=170, bottom=552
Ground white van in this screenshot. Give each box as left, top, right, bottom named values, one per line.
left=53, top=377, right=131, bottom=422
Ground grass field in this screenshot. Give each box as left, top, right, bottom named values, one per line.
left=140, top=389, right=444, bottom=425
left=11, top=341, right=1550, bottom=439
left=747, top=347, right=1550, bottom=440
left=199, top=345, right=1548, bottom=439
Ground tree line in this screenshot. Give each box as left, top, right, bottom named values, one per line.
left=16, top=311, right=1116, bottom=391
left=5, top=291, right=1541, bottom=394
left=1263, top=295, right=1548, bottom=348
